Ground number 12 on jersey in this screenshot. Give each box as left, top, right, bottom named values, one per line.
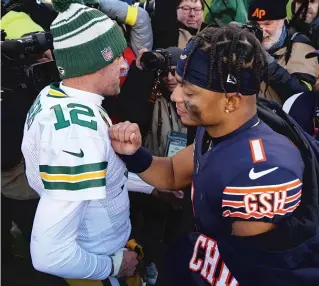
left=51, top=103, right=97, bottom=131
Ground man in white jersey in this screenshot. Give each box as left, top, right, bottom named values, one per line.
left=21, top=0, right=139, bottom=284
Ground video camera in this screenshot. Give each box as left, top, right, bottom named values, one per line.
left=1, top=31, right=53, bottom=55
left=140, top=49, right=172, bottom=72
left=1, top=30, right=60, bottom=98
left=242, top=21, right=264, bottom=43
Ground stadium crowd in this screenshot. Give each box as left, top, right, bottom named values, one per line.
left=1, top=0, right=319, bottom=285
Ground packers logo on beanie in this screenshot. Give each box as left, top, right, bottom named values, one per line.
left=248, top=0, right=289, bottom=21
left=51, top=0, right=127, bottom=79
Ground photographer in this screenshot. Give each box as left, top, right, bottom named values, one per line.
left=136, top=47, right=187, bottom=156
left=247, top=0, right=318, bottom=103
left=1, top=9, right=52, bottom=268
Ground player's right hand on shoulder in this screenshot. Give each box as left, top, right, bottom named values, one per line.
left=117, top=250, right=138, bottom=278
left=108, top=121, right=142, bottom=155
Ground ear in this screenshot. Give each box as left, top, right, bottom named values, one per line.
left=224, top=92, right=241, bottom=113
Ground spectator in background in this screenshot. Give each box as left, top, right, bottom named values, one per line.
left=290, top=0, right=319, bottom=49
left=177, top=0, right=204, bottom=29
left=247, top=0, right=318, bottom=103
left=176, top=0, right=204, bottom=47
left=152, top=0, right=205, bottom=49
left=293, top=0, right=318, bottom=24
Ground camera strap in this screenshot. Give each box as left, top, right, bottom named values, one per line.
left=285, top=32, right=300, bottom=65
left=272, top=26, right=300, bottom=66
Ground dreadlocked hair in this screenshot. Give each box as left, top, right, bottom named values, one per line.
left=182, top=25, right=268, bottom=97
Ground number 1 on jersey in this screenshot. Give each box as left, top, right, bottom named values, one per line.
left=51, top=104, right=70, bottom=130
left=51, top=104, right=97, bottom=131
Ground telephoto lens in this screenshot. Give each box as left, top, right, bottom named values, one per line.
left=140, top=51, right=167, bottom=71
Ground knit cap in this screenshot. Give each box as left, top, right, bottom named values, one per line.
left=51, top=0, right=127, bottom=79
left=248, top=0, right=289, bottom=21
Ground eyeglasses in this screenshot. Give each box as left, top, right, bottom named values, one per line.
left=178, top=6, right=203, bottom=15
left=161, top=68, right=176, bottom=77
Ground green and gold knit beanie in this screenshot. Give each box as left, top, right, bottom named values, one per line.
left=51, top=0, right=127, bottom=79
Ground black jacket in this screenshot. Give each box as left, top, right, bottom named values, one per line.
left=257, top=98, right=319, bottom=247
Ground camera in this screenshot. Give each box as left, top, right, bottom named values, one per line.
left=1, top=31, right=53, bottom=56
left=140, top=49, right=172, bottom=72
left=1, top=31, right=59, bottom=170
left=2, top=31, right=59, bottom=97
left=242, top=21, right=263, bottom=43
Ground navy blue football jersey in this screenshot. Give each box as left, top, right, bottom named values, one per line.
left=163, top=115, right=319, bottom=286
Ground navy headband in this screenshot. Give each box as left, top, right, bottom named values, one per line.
left=176, top=40, right=259, bottom=95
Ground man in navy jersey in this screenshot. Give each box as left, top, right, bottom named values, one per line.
left=109, top=26, right=319, bottom=286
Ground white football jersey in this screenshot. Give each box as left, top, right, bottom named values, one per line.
left=22, top=82, right=131, bottom=255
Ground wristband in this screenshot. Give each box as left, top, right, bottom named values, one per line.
left=118, top=147, right=153, bottom=173
left=110, top=248, right=126, bottom=277
left=109, top=257, right=115, bottom=276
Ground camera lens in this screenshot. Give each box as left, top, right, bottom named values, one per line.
left=140, top=52, right=166, bottom=72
